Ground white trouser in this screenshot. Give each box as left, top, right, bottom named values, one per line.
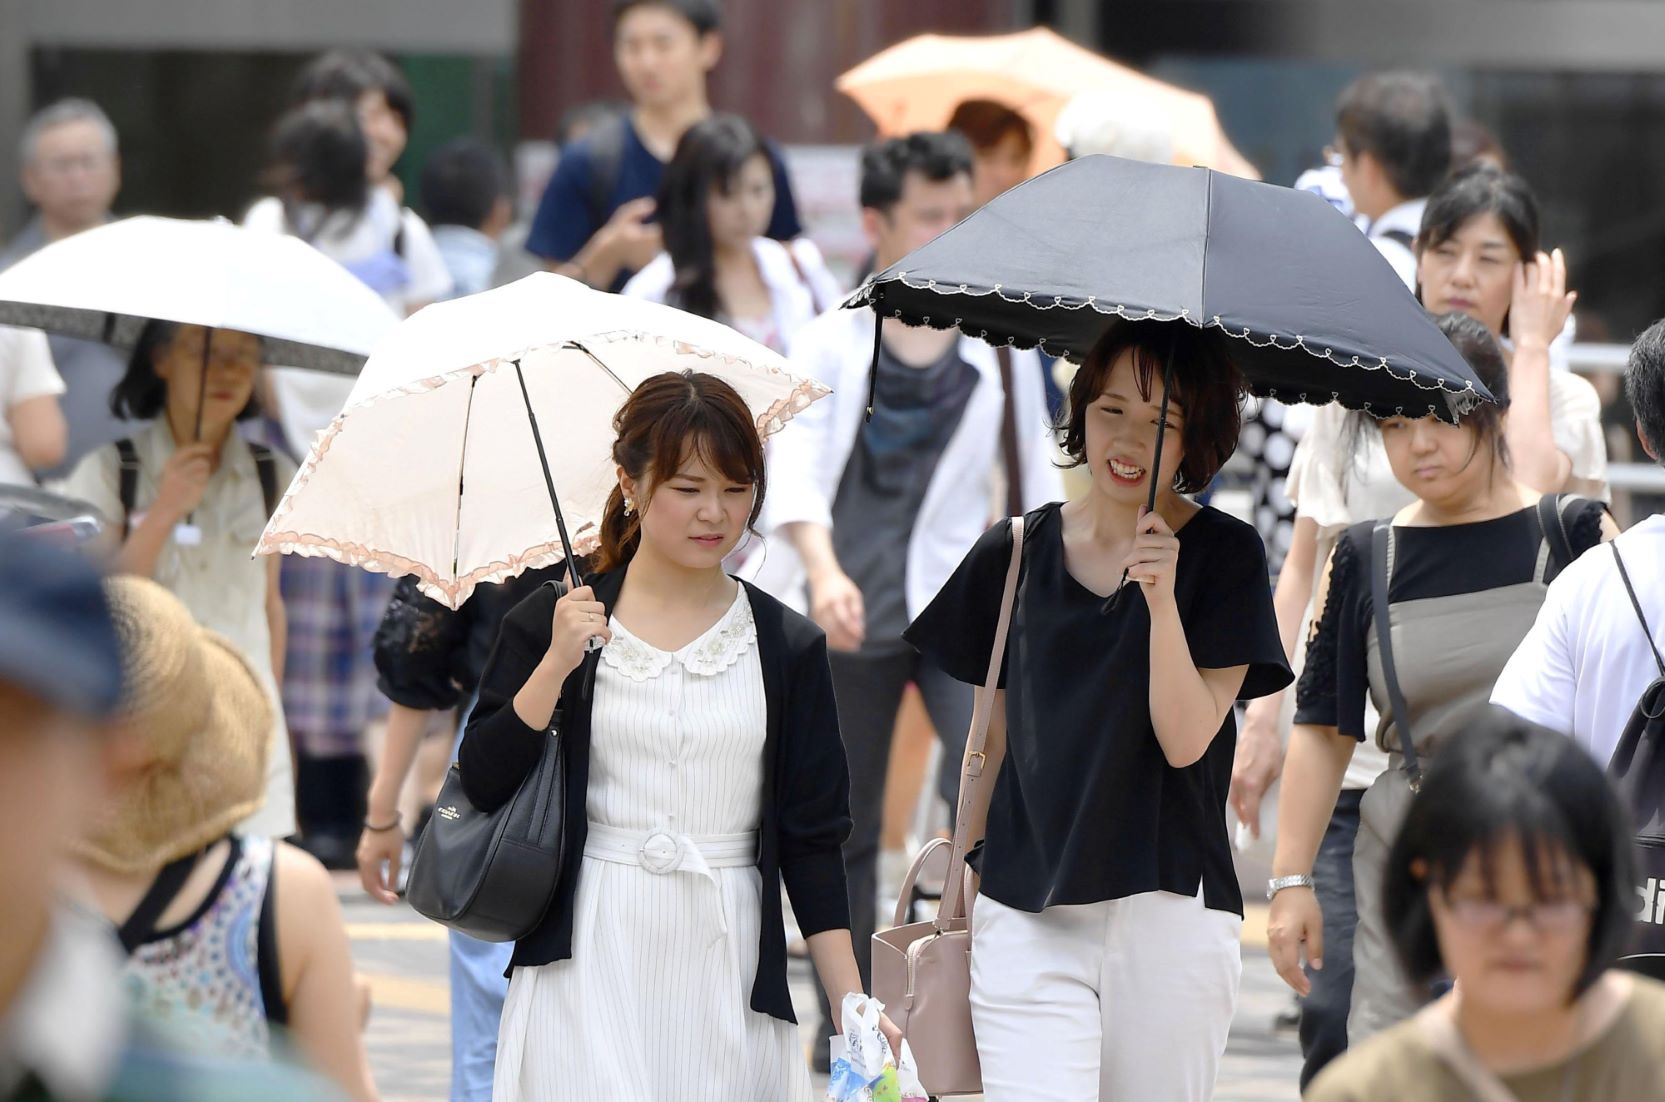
left=969, top=889, right=1242, bottom=1101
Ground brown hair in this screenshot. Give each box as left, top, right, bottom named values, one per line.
left=1059, top=319, right=1246, bottom=494
left=594, top=371, right=767, bottom=573
left=946, top=99, right=1034, bottom=156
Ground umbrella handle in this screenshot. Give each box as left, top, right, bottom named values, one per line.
left=1103, top=335, right=1177, bottom=614
left=511, top=360, right=594, bottom=636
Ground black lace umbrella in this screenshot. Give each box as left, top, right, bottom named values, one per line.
left=845, top=154, right=1495, bottom=602
left=846, top=155, right=1492, bottom=427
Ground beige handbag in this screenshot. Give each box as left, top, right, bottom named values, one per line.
left=872, top=515, right=1024, bottom=1097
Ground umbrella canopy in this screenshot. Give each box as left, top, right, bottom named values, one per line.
left=845, top=154, right=1494, bottom=422
left=836, top=27, right=1256, bottom=179
left=257, top=273, right=828, bottom=609
left=0, top=216, right=399, bottom=375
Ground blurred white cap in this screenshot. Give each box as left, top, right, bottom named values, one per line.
left=1054, top=89, right=1176, bottom=165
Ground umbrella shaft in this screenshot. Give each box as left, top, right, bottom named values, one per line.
left=512, top=360, right=583, bottom=591
left=1104, top=339, right=1177, bottom=614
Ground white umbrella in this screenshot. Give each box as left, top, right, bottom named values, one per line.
left=0, top=215, right=399, bottom=376
left=257, top=272, right=829, bottom=609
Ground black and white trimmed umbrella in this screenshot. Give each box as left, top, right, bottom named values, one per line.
left=845, top=154, right=1494, bottom=424
left=0, top=215, right=398, bottom=377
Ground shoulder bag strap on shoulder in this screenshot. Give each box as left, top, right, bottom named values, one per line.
left=1612, top=544, right=1665, bottom=677
left=783, top=241, right=827, bottom=314
left=939, top=514, right=1025, bottom=931
left=115, top=437, right=140, bottom=541
left=1371, top=521, right=1423, bottom=790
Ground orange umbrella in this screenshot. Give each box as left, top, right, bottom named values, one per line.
left=836, top=26, right=1257, bottom=179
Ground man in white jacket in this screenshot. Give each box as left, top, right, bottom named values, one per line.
left=750, top=132, right=1061, bottom=1051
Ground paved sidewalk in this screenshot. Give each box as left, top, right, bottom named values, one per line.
left=345, top=877, right=1303, bottom=1100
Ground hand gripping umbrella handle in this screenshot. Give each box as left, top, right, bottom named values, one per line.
left=512, top=359, right=603, bottom=652
left=1103, top=333, right=1177, bottom=615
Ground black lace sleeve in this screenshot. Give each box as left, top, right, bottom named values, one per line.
left=1294, top=529, right=1365, bottom=735
left=373, top=576, right=468, bottom=710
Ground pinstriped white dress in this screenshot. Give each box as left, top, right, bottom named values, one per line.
left=492, top=588, right=814, bottom=1101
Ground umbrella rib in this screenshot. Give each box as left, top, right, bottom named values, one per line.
left=450, top=374, right=479, bottom=581
left=567, top=340, right=631, bottom=396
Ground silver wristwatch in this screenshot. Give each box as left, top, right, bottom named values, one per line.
left=1267, top=874, right=1315, bottom=901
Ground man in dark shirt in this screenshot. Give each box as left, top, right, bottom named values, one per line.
left=526, top=0, right=802, bottom=292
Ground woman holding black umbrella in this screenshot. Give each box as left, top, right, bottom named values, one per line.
left=906, top=318, right=1292, bottom=1100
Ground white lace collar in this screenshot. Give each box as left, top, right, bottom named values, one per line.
left=601, top=587, right=757, bottom=683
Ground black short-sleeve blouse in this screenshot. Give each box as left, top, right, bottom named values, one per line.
left=904, top=502, right=1292, bottom=917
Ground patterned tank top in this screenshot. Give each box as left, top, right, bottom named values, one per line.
left=123, top=835, right=279, bottom=1059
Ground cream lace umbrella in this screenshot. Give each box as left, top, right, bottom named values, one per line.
left=257, top=273, right=827, bottom=609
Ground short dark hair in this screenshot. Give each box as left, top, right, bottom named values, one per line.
left=1417, top=164, right=1541, bottom=338
left=1418, top=162, right=1540, bottom=262
left=1382, top=706, right=1636, bottom=1002
left=110, top=322, right=261, bottom=423
left=946, top=99, right=1034, bottom=156
left=1335, top=71, right=1453, bottom=200
left=611, top=0, right=721, bottom=35
left=858, top=131, right=974, bottom=215
left=263, top=101, right=369, bottom=215
left=419, top=138, right=509, bottom=230
left=291, top=50, right=414, bottom=132
left=1626, top=318, right=1665, bottom=463
left=1059, top=319, right=1246, bottom=494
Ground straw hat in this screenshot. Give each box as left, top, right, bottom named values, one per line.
left=75, top=576, right=273, bottom=873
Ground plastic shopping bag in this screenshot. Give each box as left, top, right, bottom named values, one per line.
left=824, top=993, right=927, bottom=1102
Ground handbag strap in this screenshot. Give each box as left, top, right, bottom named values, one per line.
left=938, top=514, right=1025, bottom=932
left=1370, top=521, right=1423, bottom=791
left=1612, top=543, right=1665, bottom=676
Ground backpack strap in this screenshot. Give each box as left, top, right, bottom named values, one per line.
left=249, top=441, right=280, bottom=518
left=1612, top=543, right=1665, bottom=677
left=114, top=437, right=141, bottom=541
left=1378, top=228, right=1416, bottom=251
left=1371, top=521, right=1423, bottom=790
left=1537, top=492, right=1575, bottom=577
left=584, top=115, right=629, bottom=238
left=116, top=849, right=201, bottom=955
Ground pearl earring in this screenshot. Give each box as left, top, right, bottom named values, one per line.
left=623, top=499, right=634, bottom=516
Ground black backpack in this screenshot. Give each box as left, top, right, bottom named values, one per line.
left=1603, top=542, right=1665, bottom=980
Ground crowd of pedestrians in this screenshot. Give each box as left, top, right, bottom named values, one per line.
left=4, top=0, right=1665, bottom=1099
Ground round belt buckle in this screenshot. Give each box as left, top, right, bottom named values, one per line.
left=638, top=831, right=681, bottom=874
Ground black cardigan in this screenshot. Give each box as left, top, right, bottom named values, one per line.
left=457, top=569, right=853, bottom=1024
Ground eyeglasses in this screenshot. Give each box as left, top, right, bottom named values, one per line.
left=1439, top=893, right=1593, bottom=933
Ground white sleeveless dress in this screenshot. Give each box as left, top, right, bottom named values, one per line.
left=492, top=588, right=814, bottom=1100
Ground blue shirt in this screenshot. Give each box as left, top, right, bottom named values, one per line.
left=525, top=116, right=803, bottom=291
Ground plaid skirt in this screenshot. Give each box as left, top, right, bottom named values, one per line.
left=279, top=553, right=394, bottom=757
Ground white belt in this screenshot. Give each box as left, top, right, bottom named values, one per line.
left=583, top=822, right=759, bottom=941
